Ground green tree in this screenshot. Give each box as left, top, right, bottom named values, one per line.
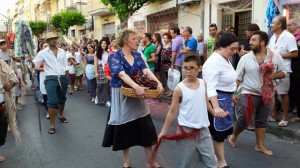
left=50, top=10, right=85, bottom=35
left=100, top=0, right=155, bottom=27
left=29, top=21, right=48, bottom=38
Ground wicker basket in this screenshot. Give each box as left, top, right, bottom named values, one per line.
left=121, top=86, right=159, bottom=99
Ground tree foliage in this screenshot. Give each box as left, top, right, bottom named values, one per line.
left=29, top=21, right=48, bottom=38
left=50, top=10, right=85, bottom=35
left=100, top=0, right=155, bottom=24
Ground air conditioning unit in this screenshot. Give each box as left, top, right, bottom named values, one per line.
left=177, top=0, right=200, bottom=4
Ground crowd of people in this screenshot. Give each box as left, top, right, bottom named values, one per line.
left=0, top=15, right=299, bottom=168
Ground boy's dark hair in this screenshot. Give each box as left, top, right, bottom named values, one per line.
left=183, top=52, right=201, bottom=66
left=252, top=31, right=269, bottom=47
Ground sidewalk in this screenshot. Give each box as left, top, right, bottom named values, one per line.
left=157, top=95, right=300, bottom=144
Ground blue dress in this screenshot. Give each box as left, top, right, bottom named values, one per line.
left=85, top=55, right=97, bottom=97
left=102, top=50, right=157, bottom=151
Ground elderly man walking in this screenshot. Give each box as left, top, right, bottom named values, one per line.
left=287, top=18, right=300, bottom=122
left=268, top=16, right=298, bottom=127
left=33, top=32, right=69, bottom=134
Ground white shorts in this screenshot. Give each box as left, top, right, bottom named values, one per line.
left=276, top=73, right=290, bottom=95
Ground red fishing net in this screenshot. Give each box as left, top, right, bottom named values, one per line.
left=259, top=51, right=275, bottom=105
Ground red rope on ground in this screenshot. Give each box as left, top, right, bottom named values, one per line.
left=149, top=126, right=200, bottom=164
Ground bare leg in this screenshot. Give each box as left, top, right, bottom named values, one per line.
left=58, top=104, right=65, bottom=117
left=48, top=107, right=56, bottom=128
left=281, top=94, right=289, bottom=121
left=254, top=128, right=273, bottom=156
left=212, top=141, right=228, bottom=167
left=229, top=124, right=244, bottom=147
left=144, top=146, right=160, bottom=168
left=123, top=148, right=130, bottom=167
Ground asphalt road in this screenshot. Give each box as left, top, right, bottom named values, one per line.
left=1, top=87, right=300, bottom=168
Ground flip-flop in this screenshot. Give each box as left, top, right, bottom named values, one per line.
left=278, top=120, right=288, bottom=127
left=48, top=128, right=56, bottom=134
left=57, top=117, right=68, bottom=123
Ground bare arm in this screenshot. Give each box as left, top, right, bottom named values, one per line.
left=154, top=45, right=162, bottom=57
left=147, top=52, right=156, bottom=62
left=281, top=50, right=298, bottom=59
left=94, top=54, right=99, bottom=79
left=158, top=86, right=181, bottom=140
left=171, top=51, right=176, bottom=70
left=203, top=44, right=207, bottom=62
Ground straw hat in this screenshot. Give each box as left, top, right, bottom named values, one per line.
left=45, top=31, right=58, bottom=40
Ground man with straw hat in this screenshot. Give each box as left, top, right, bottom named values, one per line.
left=33, top=31, right=69, bottom=134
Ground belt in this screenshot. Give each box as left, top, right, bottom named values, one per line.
left=46, top=75, right=65, bottom=90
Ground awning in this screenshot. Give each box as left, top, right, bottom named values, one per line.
left=281, top=0, right=300, bottom=5
left=142, top=0, right=177, bottom=16
left=88, top=8, right=110, bottom=16
left=216, top=0, right=238, bottom=3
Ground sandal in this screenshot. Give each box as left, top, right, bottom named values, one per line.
left=57, top=116, right=68, bottom=123
left=278, top=120, right=288, bottom=127
left=48, top=128, right=56, bottom=134
left=267, top=117, right=278, bottom=122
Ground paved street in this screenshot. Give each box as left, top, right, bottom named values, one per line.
left=1, top=86, right=300, bottom=168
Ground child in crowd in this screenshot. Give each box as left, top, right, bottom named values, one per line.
left=104, top=60, right=111, bottom=107
left=158, top=54, right=227, bottom=168
left=68, top=56, right=76, bottom=94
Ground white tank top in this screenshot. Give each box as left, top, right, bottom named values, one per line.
left=177, top=79, right=210, bottom=129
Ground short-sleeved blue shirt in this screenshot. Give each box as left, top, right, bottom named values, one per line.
left=182, top=36, right=198, bottom=61
left=109, top=50, right=147, bottom=87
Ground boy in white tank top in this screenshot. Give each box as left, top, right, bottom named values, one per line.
left=158, top=54, right=228, bottom=168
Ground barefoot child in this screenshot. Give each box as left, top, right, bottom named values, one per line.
left=158, top=54, right=228, bottom=168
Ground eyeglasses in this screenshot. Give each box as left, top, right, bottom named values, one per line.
left=182, top=66, right=198, bottom=72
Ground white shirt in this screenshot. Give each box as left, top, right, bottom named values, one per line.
left=203, top=51, right=237, bottom=98
left=177, top=79, right=210, bottom=129
left=236, top=50, right=285, bottom=95
left=67, top=52, right=81, bottom=63
left=0, top=49, right=11, bottom=61
left=268, top=30, right=298, bottom=73
left=33, top=47, right=68, bottom=76
left=97, top=51, right=108, bottom=67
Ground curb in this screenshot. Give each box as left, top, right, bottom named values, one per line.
left=266, top=121, right=300, bottom=144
